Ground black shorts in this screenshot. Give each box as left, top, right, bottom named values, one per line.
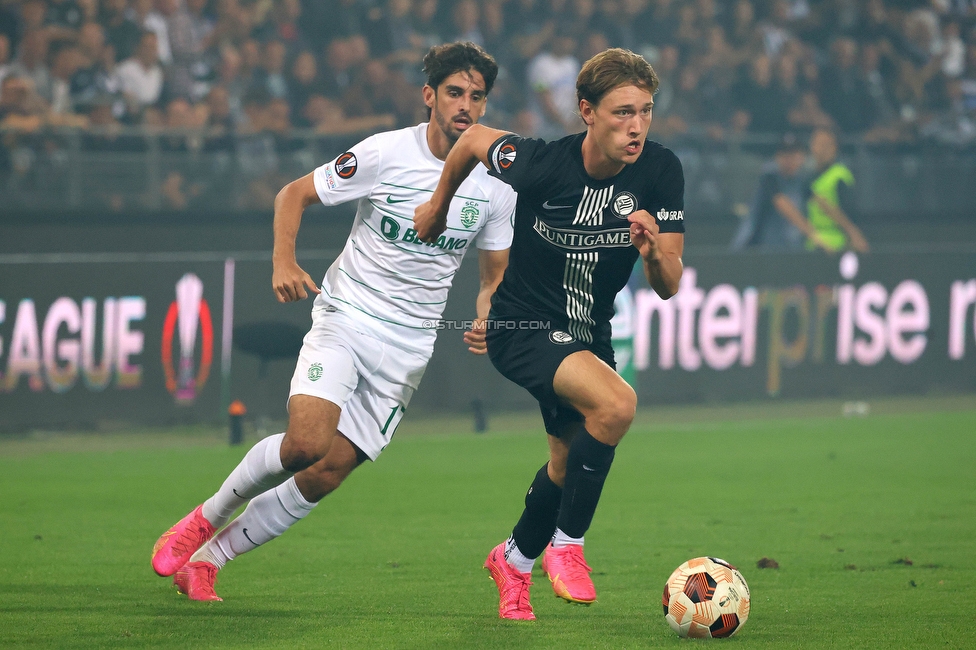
left=486, top=320, right=615, bottom=437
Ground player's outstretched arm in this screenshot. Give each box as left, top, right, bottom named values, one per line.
left=414, top=124, right=510, bottom=243
left=628, top=210, right=684, bottom=299
left=464, top=248, right=510, bottom=355
left=272, top=173, right=323, bottom=303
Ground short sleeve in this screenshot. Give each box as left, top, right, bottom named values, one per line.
left=474, top=181, right=517, bottom=250
left=486, top=134, right=550, bottom=194
left=312, top=135, right=381, bottom=207
left=647, top=150, right=686, bottom=234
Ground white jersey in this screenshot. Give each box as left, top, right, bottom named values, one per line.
left=311, top=123, right=517, bottom=355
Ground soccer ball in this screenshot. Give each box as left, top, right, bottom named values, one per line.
left=662, top=557, right=751, bottom=638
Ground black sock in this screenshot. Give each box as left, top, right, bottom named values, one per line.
left=556, top=428, right=616, bottom=539
left=511, top=463, right=563, bottom=559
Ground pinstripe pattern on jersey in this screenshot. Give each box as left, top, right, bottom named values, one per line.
left=563, top=251, right=599, bottom=343
left=572, top=185, right=614, bottom=226
left=562, top=185, right=612, bottom=341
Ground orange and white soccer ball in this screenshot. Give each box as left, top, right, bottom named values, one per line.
left=662, top=557, right=751, bottom=638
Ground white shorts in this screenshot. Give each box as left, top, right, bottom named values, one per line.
left=289, top=308, right=429, bottom=460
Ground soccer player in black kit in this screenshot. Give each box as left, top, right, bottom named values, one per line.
left=415, top=48, right=685, bottom=620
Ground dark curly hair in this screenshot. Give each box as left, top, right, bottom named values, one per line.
left=422, top=42, right=499, bottom=96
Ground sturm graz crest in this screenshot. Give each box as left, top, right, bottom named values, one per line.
left=549, top=330, right=574, bottom=344
left=610, top=191, right=638, bottom=218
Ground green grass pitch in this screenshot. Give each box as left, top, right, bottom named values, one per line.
left=1, top=398, right=974, bottom=649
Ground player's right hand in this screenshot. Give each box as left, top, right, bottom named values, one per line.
left=463, top=319, right=488, bottom=355
left=413, top=200, right=447, bottom=243
left=272, top=261, right=321, bottom=302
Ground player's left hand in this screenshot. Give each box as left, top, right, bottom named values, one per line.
left=463, top=319, right=488, bottom=355
left=628, top=210, right=661, bottom=261
left=414, top=200, right=448, bottom=243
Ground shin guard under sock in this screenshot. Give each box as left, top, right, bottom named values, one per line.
left=193, top=476, right=316, bottom=567
left=202, top=432, right=291, bottom=529
left=511, top=463, right=563, bottom=560
left=556, top=429, right=616, bottom=539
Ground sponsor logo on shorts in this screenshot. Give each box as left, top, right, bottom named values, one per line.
left=308, top=362, right=323, bottom=381
left=656, top=208, right=684, bottom=221
left=611, top=191, right=638, bottom=218
left=335, top=152, right=358, bottom=179
left=549, top=330, right=574, bottom=344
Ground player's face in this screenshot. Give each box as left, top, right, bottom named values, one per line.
left=424, top=69, right=488, bottom=143
left=583, top=84, right=654, bottom=165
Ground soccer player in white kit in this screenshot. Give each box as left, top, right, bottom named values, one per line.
left=150, top=42, right=517, bottom=601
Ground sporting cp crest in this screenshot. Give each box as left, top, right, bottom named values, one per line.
left=460, top=201, right=480, bottom=228
left=307, top=362, right=323, bottom=381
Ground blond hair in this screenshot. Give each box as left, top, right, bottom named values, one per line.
left=576, top=48, right=659, bottom=107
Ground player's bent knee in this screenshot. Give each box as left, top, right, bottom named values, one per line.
left=280, top=422, right=337, bottom=472
left=281, top=396, right=342, bottom=471
left=279, top=436, right=327, bottom=472
left=293, top=434, right=364, bottom=500
left=591, top=387, right=637, bottom=443
left=295, top=465, right=346, bottom=502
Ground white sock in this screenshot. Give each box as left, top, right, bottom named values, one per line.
left=192, top=476, right=316, bottom=568
left=504, top=537, right=536, bottom=574
left=552, top=528, right=584, bottom=548
left=201, top=433, right=291, bottom=529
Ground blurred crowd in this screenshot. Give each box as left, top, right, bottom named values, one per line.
left=2, top=0, right=976, bottom=145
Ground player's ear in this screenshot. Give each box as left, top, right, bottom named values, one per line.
left=478, top=99, right=487, bottom=118
left=580, top=99, right=595, bottom=126
left=422, top=84, right=435, bottom=109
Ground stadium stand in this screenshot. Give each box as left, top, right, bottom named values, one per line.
left=0, top=0, right=974, bottom=215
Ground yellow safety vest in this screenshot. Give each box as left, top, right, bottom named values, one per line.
left=806, top=162, right=855, bottom=252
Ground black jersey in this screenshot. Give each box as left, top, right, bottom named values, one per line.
left=486, top=132, right=685, bottom=344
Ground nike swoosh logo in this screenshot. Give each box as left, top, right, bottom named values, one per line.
left=242, top=528, right=257, bottom=546
left=386, top=195, right=409, bottom=204
left=582, top=465, right=595, bottom=472
left=542, top=200, right=573, bottom=210
left=233, top=489, right=244, bottom=498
